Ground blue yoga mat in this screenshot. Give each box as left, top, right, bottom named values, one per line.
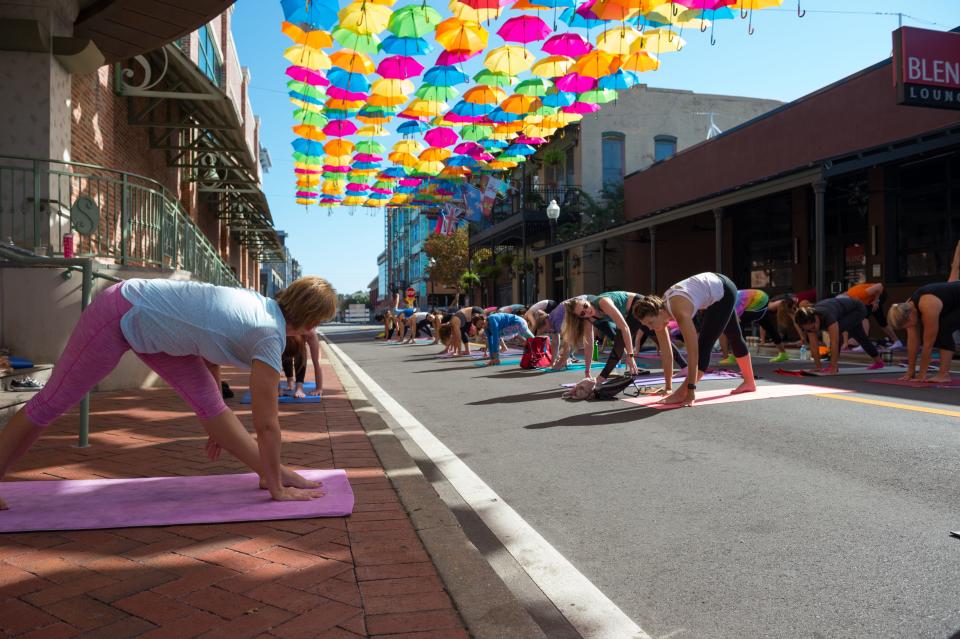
left=240, top=382, right=322, bottom=404
left=9, top=357, right=33, bottom=369
left=472, top=357, right=522, bottom=367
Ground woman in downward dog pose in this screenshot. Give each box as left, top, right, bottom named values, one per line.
left=474, top=313, right=535, bottom=366
left=794, top=297, right=885, bottom=374
left=0, top=276, right=337, bottom=510
left=717, top=289, right=791, bottom=365
left=634, top=273, right=757, bottom=406
left=281, top=333, right=323, bottom=398
left=446, top=306, right=484, bottom=356
left=561, top=293, right=642, bottom=380
left=888, top=281, right=960, bottom=383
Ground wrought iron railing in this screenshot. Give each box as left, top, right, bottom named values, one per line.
left=0, top=156, right=239, bottom=286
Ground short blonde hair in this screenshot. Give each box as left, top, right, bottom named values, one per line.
left=887, top=302, right=913, bottom=330
left=276, top=276, right=337, bottom=329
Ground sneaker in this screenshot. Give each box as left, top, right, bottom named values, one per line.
left=221, top=381, right=234, bottom=399
left=888, top=340, right=905, bottom=352
left=866, top=360, right=885, bottom=370
left=717, top=355, right=736, bottom=366
left=770, top=352, right=790, bottom=363
left=849, top=345, right=865, bottom=353
left=11, top=377, right=43, bottom=390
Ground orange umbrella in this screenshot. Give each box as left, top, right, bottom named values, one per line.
left=324, top=139, right=354, bottom=155
left=329, top=49, right=375, bottom=73
left=618, top=51, right=660, bottom=73
left=419, top=147, right=452, bottom=162
left=281, top=23, right=333, bottom=48
left=464, top=85, right=506, bottom=104
left=500, top=94, right=538, bottom=114
left=292, top=124, right=326, bottom=141
left=325, top=98, right=365, bottom=110
left=367, top=93, right=407, bottom=107
left=435, top=18, right=488, bottom=52
left=571, top=50, right=619, bottom=78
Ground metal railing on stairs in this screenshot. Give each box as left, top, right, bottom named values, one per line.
left=0, top=155, right=240, bottom=287
left=0, top=244, right=122, bottom=447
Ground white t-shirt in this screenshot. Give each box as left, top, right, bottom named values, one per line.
left=664, top=273, right=724, bottom=312
left=528, top=299, right=552, bottom=314
left=120, top=279, right=286, bottom=373
left=411, top=311, right=429, bottom=323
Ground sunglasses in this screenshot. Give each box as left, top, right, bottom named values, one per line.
left=576, top=304, right=591, bottom=318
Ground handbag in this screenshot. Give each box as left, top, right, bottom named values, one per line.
left=520, top=336, right=552, bottom=369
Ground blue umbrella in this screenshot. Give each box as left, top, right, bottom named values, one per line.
left=397, top=120, right=430, bottom=135
left=450, top=101, right=495, bottom=117
left=560, top=8, right=605, bottom=30
left=540, top=91, right=576, bottom=108
left=288, top=90, right=325, bottom=106
left=481, top=139, right=508, bottom=150
left=291, top=139, right=324, bottom=156
left=352, top=161, right=382, bottom=170
left=423, top=66, right=469, bottom=87
left=281, top=0, right=339, bottom=30
left=507, top=144, right=536, bottom=156
left=487, top=108, right=522, bottom=123
left=380, top=167, right=408, bottom=177
left=324, top=109, right=359, bottom=120
left=446, top=155, right=478, bottom=167
left=599, top=70, right=639, bottom=91
left=327, top=68, right=370, bottom=93
left=380, top=35, right=432, bottom=56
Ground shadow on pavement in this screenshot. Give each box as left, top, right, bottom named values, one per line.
left=524, top=405, right=656, bottom=429
left=467, top=388, right=565, bottom=405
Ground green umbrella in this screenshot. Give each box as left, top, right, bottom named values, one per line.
left=355, top=140, right=386, bottom=154
left=292, top=151, right=323, bottom=163
left=416, top=84, right=459, bottom=101
left=532, top=105, right=559, bottom=117
left=515, top=78, right=552, bottom=97
left=578, top=89, right=618, bottom=104
left=332, top=28, right=380, bottom=54
left=460, top=124, right=494, bottom=141
left=387, top=4, right=442, bottom=38
left=473, top=69, right=515, bottom=87
left=322, top=171, right=347, bottom=180
left=293, top=110, right=328, bottom=127
left=497, top=154, right=526, bottom=164
left=287, top=80, right=326, bottom=100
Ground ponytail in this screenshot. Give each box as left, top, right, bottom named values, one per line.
left=887, top=302, right=913, bottom=330
left=794, top=305, right=817, bottom=327
left=632, top=295, right=665, bottom=322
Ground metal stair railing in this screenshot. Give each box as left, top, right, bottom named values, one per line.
left=0, top=155, right=240, bottom=287
left=0, top=244, right=123, bottom=447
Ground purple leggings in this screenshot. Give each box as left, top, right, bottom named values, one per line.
left=25, top=282, right=228, bottom=427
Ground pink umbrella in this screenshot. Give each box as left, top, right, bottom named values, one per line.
left=424, top=127, right=458, bottom=147
left=286, top=65, right=330, bottom=87
left=542, top=33, right=592, bottom=57
left=497, top=15, right=551, bottom=44
left=514, top=136, right=546, bottom=145
left=323, top=164, right=351, bottom=172
left=346, top=183, right=370, bottom=192
left=455, top=142, right=483, bottom=154
left=475, top=152, right=495, bottom=161
left=353, top=153, right=383, bottom=162
left=563, top=102, right=600, bottom=114
left=322, top=120, right=358, bottom=137
left=556, top=73, right=597, bottom=92
left=436, top=50, right=480, bottom=65
left=327, top=86, right=368, bottom=101
left=399, top=178, right=422, bottom=186
left=377, top=56, right=425, bottom=80
left=445, top=113, right=484, bottom=123
left=576, top=0, right=600, bottom=19
left=296, top=190, right=319, bottom=197
left=294, top=168, right=322, bottom=174
left=371, top=187, right=393, bottom=194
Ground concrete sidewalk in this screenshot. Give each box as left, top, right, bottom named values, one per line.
left=0, top=344, right=540, bottom=638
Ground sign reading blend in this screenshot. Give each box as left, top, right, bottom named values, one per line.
left=893, top=26, right=960, bottom=110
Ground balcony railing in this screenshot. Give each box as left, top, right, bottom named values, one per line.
left=475, top=184, right=586, bottom=232
left=0, top=156, right=240, bottom=287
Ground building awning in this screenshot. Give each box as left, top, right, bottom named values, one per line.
left=117, top=42, right=283, bottom=261
left=75, top=0, right=236, bottom=64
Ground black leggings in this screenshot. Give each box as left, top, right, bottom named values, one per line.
left=754, top=311, right=783, bottom=345
left=834, top=315, right=880, bottom=358
left=934, top=307, right=960, bottom=351
left=870, top=290, right=889, bottom=327
left=415, top=318, right=434, bottom=337
left=696, top=274, right=748, bottom=372
left=282, top=354, right=306, bottom=384
left=594, top=314, right=687, bottom=378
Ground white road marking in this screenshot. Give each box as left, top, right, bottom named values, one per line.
left=324, top=336, right=650, bottom=639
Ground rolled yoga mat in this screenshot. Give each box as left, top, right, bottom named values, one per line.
left=867, top=377, right=960, bottom=389
left=776, top=366, right=902, bottom=377
left=0, top=469, right=354, bottom=533
left=240, top=382, right=323, bottom=404
left=620, top=383, right=850, bottom=410
left=559, top=370, right=739, bottom=388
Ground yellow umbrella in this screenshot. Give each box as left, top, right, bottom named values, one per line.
left=417, top=161, right=445, bottom=175
left=595, top=26, right=644, bottom=55
left=324, top=154, right=353, bottom=166
left=495, top=121, right=524, bottom=134
left=325, top=139, right=354, bottom=155
left=484, top=45, right=535, bottom=75
left=296, top=199, right=316, bottom=205
left=322, top=182, right=345, bottom=195
left=419, top=148, right=452, bottom=162
left=325, top=98, right=365, bottom=110
left=631, top=28, right=685, bottom=54
left=343, top=196, right=366, bottom=206
left=371, top=78, right=415, bottom=96
left=367, top=93, right=407, bottom=107
left=357, top=113, right=394, bottom=125
left=329, top=49, right=375, bottom=73
left=390, top=194, right=412, bottom=205
left=488, top=160, right=517, bottom=170
left=729, top=0, right=783, bottom=8
left=449, top=0, right=503, bottom=22
left=281, top=23, right=333, bottom=49
left=297, top=176, right=320, bottom=188
left=522, top=124, right=548, bottom=137
left=337, top=3, right=392, bottom=35
left=435, top=18, right=488, bottom=53
left=571, top=50, right=618, bottom=78
left=531, top=55, right=574, bottom=78
left=541, top=113, right=582, bottom=128
left=393, top=140, right=424, bottom=154
left=293, top=124, right=326, bottom=141
left=356, top=125, right=391, bottom=136
left=294, top=162, right=321, bottom=171
left=389, top=151, right=420, bottom=166
left=501, top=94, right=538, bottom=114
left=463, top=85, right=506, bottom=104
left=283, top=45, right=331, bottom=70
left=289, top=98, right=324, bottom=112
left=618, top=51, right=660, bottom=73
left=402, top=99, right=448, bottom=118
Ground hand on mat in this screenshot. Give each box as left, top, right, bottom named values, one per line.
left=293, top=388, right=306, bottom=399
left=820, top=365, right=838, bottom=375
left=281, top=468, right=322, bottom=490
left=205, top=437, right=222, bottom=461
left=270, top=486, right=323, bottom=502
left=307, top=388, right=322, bottom=397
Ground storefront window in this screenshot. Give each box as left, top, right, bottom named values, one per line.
left=893, top=154, right=956, bottom=281
left=731, top=194, right=794, bottom=291
left=654, top=135, right=677, bottom=162
left=602, top=133, right=625, bottom=188
left=198, top=25, right=223, bottom=88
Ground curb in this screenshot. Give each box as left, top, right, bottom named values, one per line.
left=322, top=336, right=548, bottom=639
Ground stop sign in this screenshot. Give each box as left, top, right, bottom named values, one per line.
left=405, top=287, right=416, bottom=299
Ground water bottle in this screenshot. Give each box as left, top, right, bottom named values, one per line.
left=799, top=345, right=809, bottom=361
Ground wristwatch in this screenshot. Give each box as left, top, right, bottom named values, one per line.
left=686, top=383, right=696, bottom=390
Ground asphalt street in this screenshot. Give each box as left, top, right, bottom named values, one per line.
left=324, top=325, right=960, bottom=639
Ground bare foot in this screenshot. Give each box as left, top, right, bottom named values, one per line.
left=927, top=374, right=951, bottom=384
left=260, top=469, right=324, bottom=491
left=730, top=381, right=757, bottom=395
left=0, top=495, right=7, bottom=510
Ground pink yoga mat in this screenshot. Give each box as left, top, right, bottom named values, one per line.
left=0, top=470, right=353, bottom=533
left=620, top=384, right=849, bottom=410
left=867, top=377, right=960, bottom=389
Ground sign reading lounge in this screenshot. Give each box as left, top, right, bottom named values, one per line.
left=893, top=26, right=960, bottom=110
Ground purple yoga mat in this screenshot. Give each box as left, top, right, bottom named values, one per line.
left=0, top=469, right=353, bottom=533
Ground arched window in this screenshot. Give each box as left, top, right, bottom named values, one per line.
left=601, top=132, right=625, bottom=188
left=654, top=135, right=677, bottom=162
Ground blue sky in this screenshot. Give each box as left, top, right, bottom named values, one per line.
left=231, top=0, right=960, bottom=295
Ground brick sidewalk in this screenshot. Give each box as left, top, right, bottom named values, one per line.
left=0, top=349, right=470, bottom=638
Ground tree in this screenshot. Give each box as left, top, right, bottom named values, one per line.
left=338, top=290, right=370, bottom=311
left=423, top=227, right=470, bottom=305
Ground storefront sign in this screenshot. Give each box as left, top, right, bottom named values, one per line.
left=893, top=26, right=960, bottom=110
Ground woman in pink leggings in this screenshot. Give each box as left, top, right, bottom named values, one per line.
left=0, top=276, right=337, bottom=510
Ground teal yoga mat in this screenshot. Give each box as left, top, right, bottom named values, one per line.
left=240, top=383, right=322, bottom=404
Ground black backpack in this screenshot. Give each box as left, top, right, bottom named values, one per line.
left=592, top=373, right=644, bottom=400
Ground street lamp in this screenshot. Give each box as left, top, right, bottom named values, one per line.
left=427, top=257, right=436, bottom=307
left=546, top=199, right=560, bottom=243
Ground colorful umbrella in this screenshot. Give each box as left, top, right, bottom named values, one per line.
left=322, top=120, right=358, bottom=137
left=377, top=55, right=425, bottom=79
left=387, top=4, right=443, bottom=38
left=435, top=18, right=489, bottom=53
left=542, top=33, right=592, bottom=57
left=424, top=127, right=458, bottom=147
left=497, top=15, right=551, bottom=44
left=484, top=45, right=535, bottom=75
